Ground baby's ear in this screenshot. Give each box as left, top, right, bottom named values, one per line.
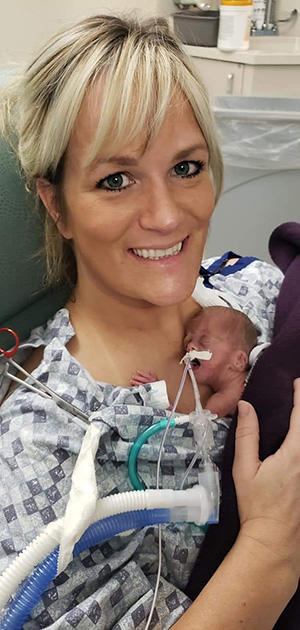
left=233, top=350, right=248, bottom=372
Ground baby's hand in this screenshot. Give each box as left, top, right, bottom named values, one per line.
left=130, top=370, right=158, bottom=386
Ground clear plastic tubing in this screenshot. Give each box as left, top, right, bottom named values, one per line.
left=0, top=509, right=170, bottom=630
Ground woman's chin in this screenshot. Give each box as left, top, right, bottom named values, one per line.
left=141, top=281, right=197, bottom=307
left=143, top=269, right=199, bottom=306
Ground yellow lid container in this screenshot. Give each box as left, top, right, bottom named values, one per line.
left=218, top=0, right=253, bottom=51
left=221, top=1, right=253, bottom=5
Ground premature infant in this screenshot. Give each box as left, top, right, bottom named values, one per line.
left=130, top=306, right=258, bottom=418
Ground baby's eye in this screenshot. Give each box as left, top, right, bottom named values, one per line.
left=172, top=160, right=205, bottom=179
left=96, top=171, right=133, bottom=192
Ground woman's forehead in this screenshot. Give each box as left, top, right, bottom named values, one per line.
left=66, top=82, right=207, bottom=168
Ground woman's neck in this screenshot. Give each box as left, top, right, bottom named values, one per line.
left=68, top=279, right=200, bottom=339
left=65, top=280, right=206, bottom=413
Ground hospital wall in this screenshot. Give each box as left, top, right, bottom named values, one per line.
left=1, top=0, right=300, bottom=68
left=0, top=0, right=175, bottom=68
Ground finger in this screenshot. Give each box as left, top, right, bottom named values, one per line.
left=233, top=401, right=260, bottom=482
left=130, top=378, right=142, bottom=386
left=281, top=378, right=300, bottom=450
left=131, top=375, right=149, bottom=385
left=292, top=377, right=300, bottom=406
left=148, top=372, right=158, bottom=381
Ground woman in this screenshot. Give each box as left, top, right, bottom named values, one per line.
left=0, top=14, right=299, bottom=629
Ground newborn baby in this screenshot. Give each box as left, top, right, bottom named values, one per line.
left=131, top=306, right=258, bottom=418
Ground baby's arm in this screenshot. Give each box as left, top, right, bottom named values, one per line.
left=130, top=370, right=159, bottom=386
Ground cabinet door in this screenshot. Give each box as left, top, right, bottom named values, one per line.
left=243, top=65, right=300, bottom=97
left=191, top=57, right=244, bottom=99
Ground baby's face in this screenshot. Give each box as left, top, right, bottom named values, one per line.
left=184, top=313, right=235, bottom=385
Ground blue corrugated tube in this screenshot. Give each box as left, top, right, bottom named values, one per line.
left=0, top=508, right=170, bottom=630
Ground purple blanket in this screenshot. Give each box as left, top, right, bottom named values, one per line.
left=186, top=222, right=300, bottom=629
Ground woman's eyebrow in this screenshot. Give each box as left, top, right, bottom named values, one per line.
left=86, top=143, right=208, bottom=172
left=172, top=143, right=208, bottom=162
left=86, top=154, right=139, bottom=171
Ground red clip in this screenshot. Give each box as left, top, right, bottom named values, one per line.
left=0, top=328, right=20, bottom=358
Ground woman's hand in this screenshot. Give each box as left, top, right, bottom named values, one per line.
left=233, top=378, right=300, bottom=579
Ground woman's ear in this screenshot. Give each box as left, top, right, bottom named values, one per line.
left=36, top=178, right=72, bottom=239
left=233, top=350, right=248, bottom=372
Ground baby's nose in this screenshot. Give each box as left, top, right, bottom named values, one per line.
left=186, top=341, right=197, bottom=352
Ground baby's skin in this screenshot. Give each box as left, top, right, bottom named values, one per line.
left=130, top=306, right=257, bottom=418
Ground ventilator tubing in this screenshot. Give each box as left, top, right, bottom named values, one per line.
left=0, top=485, right=212, bottom=628
left=0, top=509, right=171, bottom=630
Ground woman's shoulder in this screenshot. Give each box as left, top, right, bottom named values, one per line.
left=0, top=308, right=73, bottom=405
left=27, top=307, right=75, bottom=348
left=1, top=345, right=45, bottom=403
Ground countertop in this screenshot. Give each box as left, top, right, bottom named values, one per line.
left=185, top=36, right=300, bottom=65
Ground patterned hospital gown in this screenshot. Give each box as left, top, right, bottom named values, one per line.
left=0, top=256, right=283, bottom=629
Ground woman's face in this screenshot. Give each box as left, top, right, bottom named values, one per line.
left=47, top=88, right=215, bottom=307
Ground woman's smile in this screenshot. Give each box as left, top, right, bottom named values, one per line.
left=129, top=236, right=188, bottom=262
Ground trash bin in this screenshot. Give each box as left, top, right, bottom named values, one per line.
left=205, top=96, right=300, bottom=262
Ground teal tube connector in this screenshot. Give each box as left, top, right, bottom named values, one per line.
left=128, top=418, right=176, bottom=489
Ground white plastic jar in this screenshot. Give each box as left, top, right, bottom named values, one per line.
left=217, top=0, right=253, bottom=52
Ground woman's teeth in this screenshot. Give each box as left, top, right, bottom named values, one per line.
left=132, top=241, right=183, bottom=260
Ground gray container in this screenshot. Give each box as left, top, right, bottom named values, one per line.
left=173, top=10, right=219, bottom=47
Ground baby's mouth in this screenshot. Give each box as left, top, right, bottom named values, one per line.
left=191, top=358, right=201, bottom=369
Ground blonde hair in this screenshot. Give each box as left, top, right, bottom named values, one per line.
left=1, top=14, right=223, bottom=286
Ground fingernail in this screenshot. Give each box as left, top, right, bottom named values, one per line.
left=238, top=400, right=250, bottom=417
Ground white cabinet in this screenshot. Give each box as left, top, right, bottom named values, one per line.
left=242, top=64, right=300, bottom=97
left=191, top=57, right=244, bottom=98
left=185, top=41, right=300, bottom=98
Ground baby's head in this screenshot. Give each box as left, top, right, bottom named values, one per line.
left=184, top=306, right=257, bottom=387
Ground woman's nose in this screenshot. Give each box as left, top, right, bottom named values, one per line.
left=139, top=183, right=183, bottom=233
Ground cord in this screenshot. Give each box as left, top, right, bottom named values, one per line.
left=187, top=366, right=202, bottom=413
left=144, top=360, right=190, bottom=630
left=180, top=451, right=199, bottom=490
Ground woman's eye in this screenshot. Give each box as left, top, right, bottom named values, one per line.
left=173, top=160, right=205, bottom=178
left=96, top=172, right=133, bottom=192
